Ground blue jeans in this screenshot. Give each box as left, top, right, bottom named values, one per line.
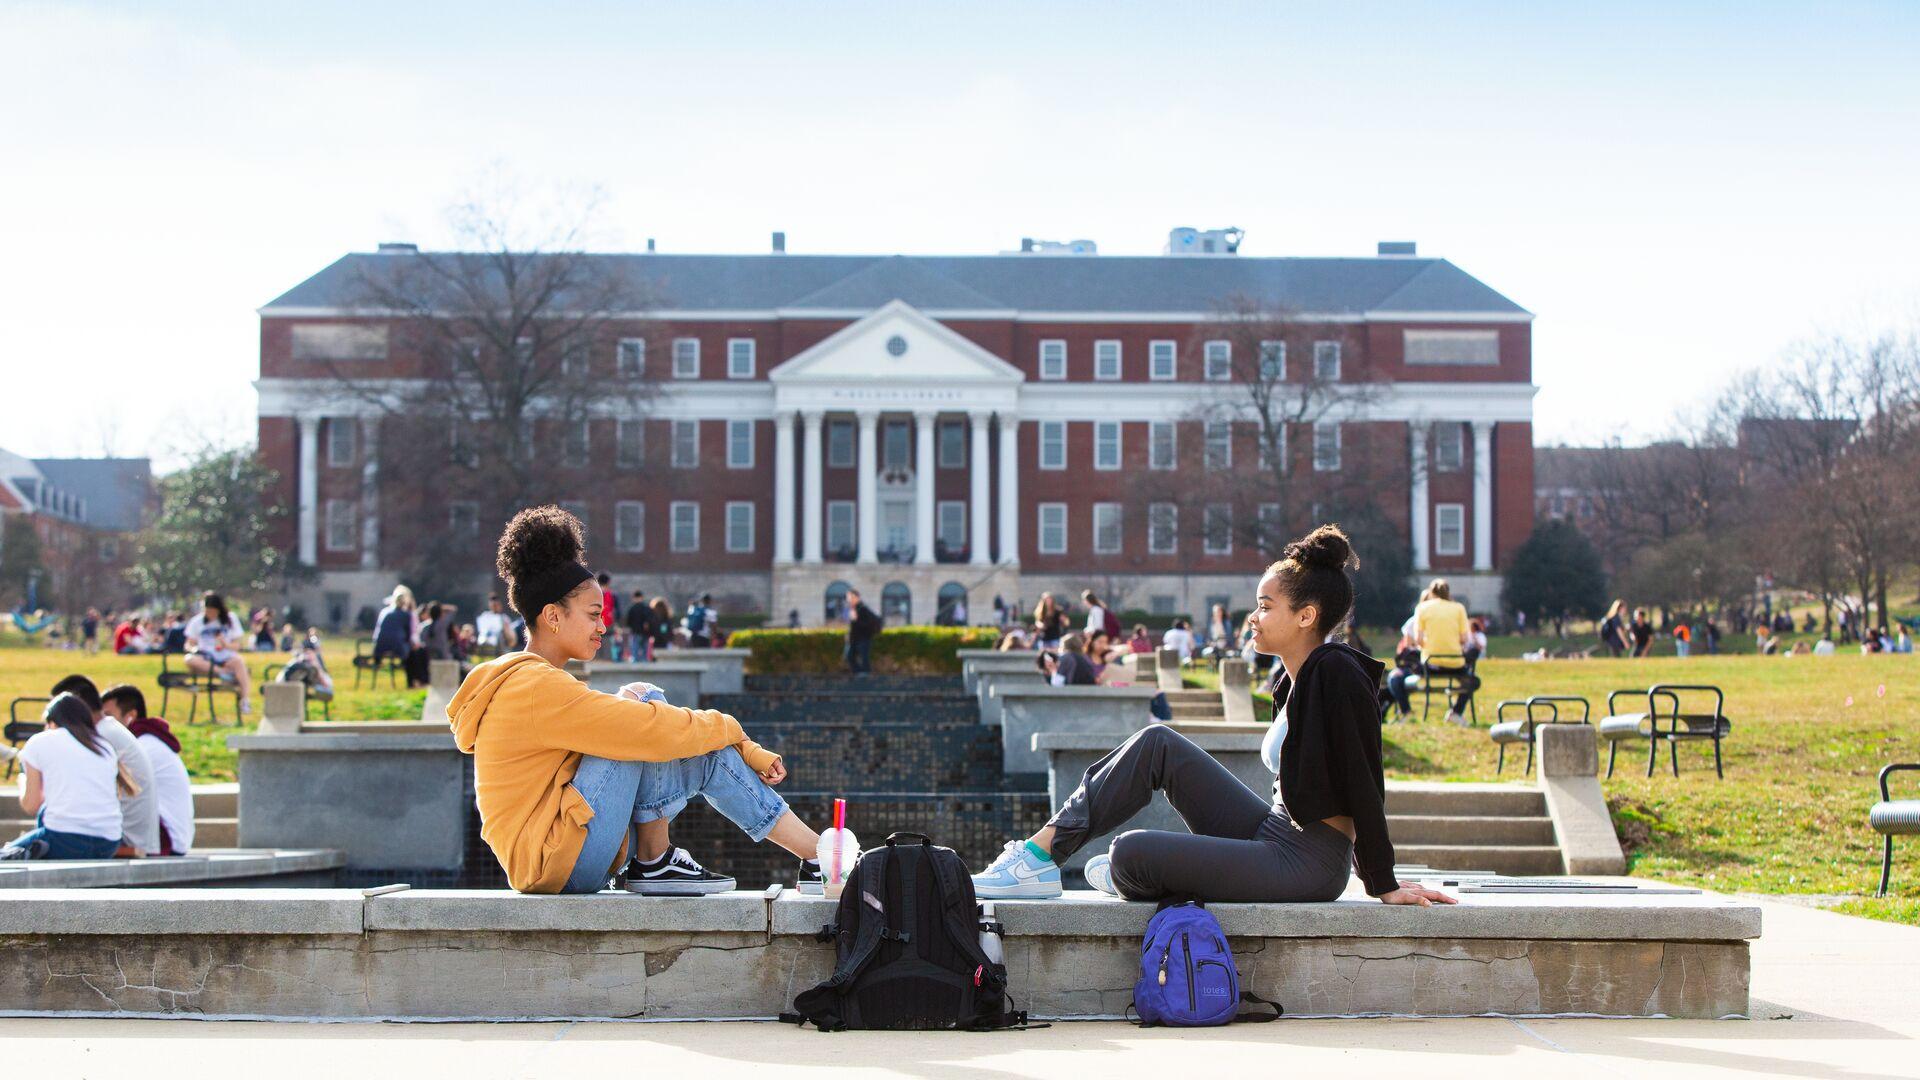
left=844, top=636, right=872, bottom=674
left=6, top=811, right=120, bottom=860
left=561, top=747, right=789, bottom=894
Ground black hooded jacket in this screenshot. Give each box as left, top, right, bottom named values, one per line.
left=1266, top=641, right=1397, bottom=896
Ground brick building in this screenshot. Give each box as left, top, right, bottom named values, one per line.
left=0, top=449, right=152, bottom=611
left=256, top=236, right=1534, bottom=626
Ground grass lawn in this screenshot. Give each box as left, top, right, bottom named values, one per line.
left=1186, top=651, right=1920, bottom=924
left=0, top=629, right=424, bottom=782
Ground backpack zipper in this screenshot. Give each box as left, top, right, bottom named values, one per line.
left=1183, top=931, right=1195, bottom=1012
left=1157, top=942, right=1170, bottom=985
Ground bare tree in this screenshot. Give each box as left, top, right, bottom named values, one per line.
left=316, top=184, right=668, bottom=594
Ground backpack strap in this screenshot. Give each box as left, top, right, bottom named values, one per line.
left=1236, top=991, right=1285, bottom=1023
left=892, top=842, right=922, bottom=951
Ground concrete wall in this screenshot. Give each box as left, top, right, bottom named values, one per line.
left=232, top=732, right=466, bottom=872
left=994, top=686, right=1160, bottom=776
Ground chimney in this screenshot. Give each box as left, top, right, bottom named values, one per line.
left=646, top=238, right=656, bottom=253
left=772, top=231, right=786, bottom=253
left=1020, top=237, right=1035, bottom=253
left=376, top=241, right=418, bottom=254
left=1377, top=241, right=1417, bottom=256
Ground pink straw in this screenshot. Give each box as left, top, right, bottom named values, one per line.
left=830, top=798, right=847, bottom=884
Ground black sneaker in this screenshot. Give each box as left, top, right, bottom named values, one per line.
left=623, top=847, right=736, bottom=896
left=797, top=858, right=825, bottom=895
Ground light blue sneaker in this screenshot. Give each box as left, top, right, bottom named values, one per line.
left=972, top=840, right=1061, bottom=899
left=1083, top=852, right=1119, bottom=897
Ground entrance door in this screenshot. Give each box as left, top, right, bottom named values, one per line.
left=881, top=500, right=913, bottom=560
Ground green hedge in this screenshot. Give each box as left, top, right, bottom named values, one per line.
left=730, top=626, right=1001, bottom=674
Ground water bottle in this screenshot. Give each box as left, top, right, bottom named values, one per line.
left=978, top=901, right=1005, bottom=966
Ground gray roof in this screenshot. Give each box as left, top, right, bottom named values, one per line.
left=263, top=251, right=1529, bottom=317
left=28, top=458, right=152, bottom=531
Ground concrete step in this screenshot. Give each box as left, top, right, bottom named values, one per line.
left=1384, top=783, right=1546, bottom=817
left=1393, top=844, right=1565, bottom=877
left=0, top=783, right=236, bottom=818
left=1165, top=706, right=1226, bottom=719
left=1386, top=814, right=1557, bottom=846
left=0, top=818, right=238, bottom=849
left=1158, top=690, right=1220, bottom=704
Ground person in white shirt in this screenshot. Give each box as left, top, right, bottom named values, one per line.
left=1160, top=617, right=1196, bottom=663
left=102, top=684, right=195, bottom=855
left=1812, top=636, right=1836, bottom=656
left=52, top=675, right=159, bottom=856
left=1082, top=591, right=1111, bottom=638
left=183, top=591, right=254, bottom=717
left=0, top=694, right=123, bottom=860
left=475, top=593, right=516, bottom=653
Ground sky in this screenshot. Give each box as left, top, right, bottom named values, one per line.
left=3, top=1, right=1917, bottom=470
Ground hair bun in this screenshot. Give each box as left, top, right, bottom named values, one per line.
left=496, top=505, right=585, bottom=587
left=1286, top=523, right=1355, bottom=572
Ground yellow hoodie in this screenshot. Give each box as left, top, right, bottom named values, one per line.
left=447, top=653, right=781, bottom=893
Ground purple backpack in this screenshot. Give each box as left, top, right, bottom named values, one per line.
left=1132, top=901, right=1282, bottom=1026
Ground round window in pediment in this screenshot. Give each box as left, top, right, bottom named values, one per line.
left=886, top=335, right=908, bottom=357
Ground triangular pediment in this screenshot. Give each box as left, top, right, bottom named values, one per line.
left=768, top=300, right=1024, bottom=384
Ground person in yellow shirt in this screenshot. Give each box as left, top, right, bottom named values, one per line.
left=1384, top=579, right=1481, bottom=725
left=449, top=506, right=825, bottom=895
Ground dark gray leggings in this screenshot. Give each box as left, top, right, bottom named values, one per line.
left=1049, top=724, right=1354, bottom=902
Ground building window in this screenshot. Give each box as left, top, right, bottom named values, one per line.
left=291, top=324, right=388, bottom=362
left=1203, top=504, right=1232, bottom=555
left=1204, top=340, right=1232, bottom=381
left=937, top=501, right=966, bottom=550
left=560, top=343, right=587, bottom=376
left=727, top=419, right=755, bottom=469
left=324, top=500, right=356, bottom=551
left=881, top=582, right=912, bottom=623
left=1314, top=341, right=1342, bottom=381
left=826, top=500, right=855, bottom=554
left=563, top=419, right=590, bottom=466
left=1405, top=329, right=1499, bottom=366
left=1149, top=340, right=1176, bottom=381
left=1094, top=421, right=1121, bottom=470
left=1258, top=425, right=1285, bottom=472
left=672, top=420, right=699, bottom=468
left=1313, top=422, right=1342, bottom=472
left=1038, top=340, right=1066, bottom=380
left=727, top=338, right=756, bottom=379
left=1149, top=421, right=1175, bottom=470
left=937, top=421, right=965, bottom=468
left=449, top=425, right=478, bottom=468
left=1149, top=593, right=1177, bottom=615
left=672, top=337, right=700, bottom=378
left=725, top=501, right=755, bottom=553
left=617, top=337, right=646, bottom=377
left=824, top=580, right=850, bottom=621
left=449, top=501, right=479, bottom=539
left=827, top=420, right=854, bottom=467
left=1257, top=503, right=1281, bottom=554
left=1094, top=340, right=1121, bottom=381
left=1148, top=503, right=1177, bottom=554
left=615, top=501, right=645, bottom=552
left=882, top=420, right=910, bottom=469
left=1037, top=503, right=1067, bottom=555
left=1093, top=503, right=1122, bottom=554
left=1259, top=341, right=1286, bottom=381
left=1204, top=421, right=1232, bottom=470
left=1433, top=422, right=1465, bottom=472
left=617, top=419, right=644, bottom=469
left=1038, top=420, right=1066, bottom=470
left=670, top=501, right=699, bottom=552
left=326, top=418, right=357, bottom=467
left=1435, top=503, right=1466, bottom=556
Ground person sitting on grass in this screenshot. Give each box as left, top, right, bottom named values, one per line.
left=448, top=505, right=827, bottom=896
left=0, top=694, right=123, bottom=861
left=184, top=592, right=253, bottom=716
left=100, top=685, right=194, bottom=856
left=970, top=524, right=1454, bottom=908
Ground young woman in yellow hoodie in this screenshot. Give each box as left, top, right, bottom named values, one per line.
left=449, top=506, right=824, bottom=895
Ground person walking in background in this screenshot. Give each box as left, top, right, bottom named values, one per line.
left=373, top=586, right=419, bottom=673
left=101, top=685, right=194, bottom=856
left=685, top=594, right=715, bottom=649
left=1033, top=593, right=1068, bottom=651
left=1630, top=608, right=1655, bottom=657
left=843, top=588, right=882, bottom=675
left=1206, top=603, right=1231, bottom=655
left=1082, top=590, right=1119, bottom=640
left=1599, top=600, right=1628, bottom=658
left=649, top=598, right=676, bottom=652
left=1674, top=622, right=1692, bottom=658
left=626, top=590, right=656, bottom=662
left=79, top=608, right=101, bottom=655
left=251, top=606, right=276, bottom=652
left=0, top=694, right=122, bottom=861
left=475, top=594, right=517, bottom=656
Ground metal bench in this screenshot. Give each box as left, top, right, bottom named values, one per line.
left=4, top=697, right=50, bottom=781
left=1489, top=695, right=1591, bottom=775
left=1872, top=763, right=1920, bottom=897
left=263, top=663, right=333, bottom=722
left=1414, top=653, right=1479, bottom=725
left=1599, top=684, right=1732, bottom=780
left=351, top=638, right=403, bottom=690
left=156, top=652, right=240, bottom=726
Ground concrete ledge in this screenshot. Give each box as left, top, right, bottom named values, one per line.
left=0, top=849, right=343, bottom=890
left=995, top=685, right=1160, bottom=775
left=230, top=732, right=455, bottom=751
left=364, top=889, right=769, bottom=932
left=0, top=888, right=365, bottom=934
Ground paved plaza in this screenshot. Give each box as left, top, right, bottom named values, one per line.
left=4, top=897, right=1916, bottom=1079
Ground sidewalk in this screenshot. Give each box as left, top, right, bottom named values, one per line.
left=4, top=897, right=1916, bottom=1079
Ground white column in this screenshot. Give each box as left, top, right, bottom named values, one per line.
left=968, top=411, right=992, bottom=566
left=801, top=411, right=824, bottom=564
left=358, top=417, right=380, bottom=570
left=773, top=411, right=796, bottom=563
left=996, top=413, right=1020, bottom=565
left=1472, top=420, right=1495, bottom=571
left=296, top=415, right=319, bottom=566
left=1409, top=422, right=1430, bottom=571
left=855, top=409, right=879, bottom=564
left=913, top=410, right=936, bottom=565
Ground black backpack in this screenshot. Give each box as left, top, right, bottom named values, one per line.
left=786, top=832, right=1029, bottom=1032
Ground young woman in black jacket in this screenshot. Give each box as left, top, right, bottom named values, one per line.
left=971, top=524, right=1455, bottom=908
